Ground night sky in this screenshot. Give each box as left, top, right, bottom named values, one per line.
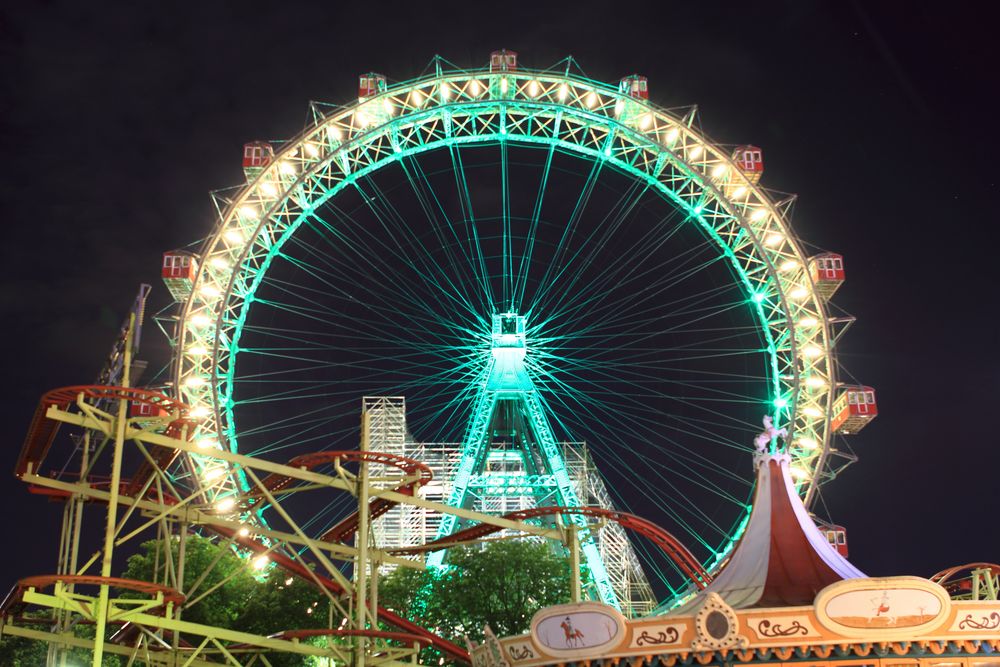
left=2, top=1, right=997, bottom=594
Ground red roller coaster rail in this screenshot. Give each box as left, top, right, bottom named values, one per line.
left=391, top=505, right=712, bottom=590
left=248, top=450, right=433, bottom=543
left=17, top=385, right=195, bottom=486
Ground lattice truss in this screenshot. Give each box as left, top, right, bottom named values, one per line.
left=364, top=397, right=656, bottom=617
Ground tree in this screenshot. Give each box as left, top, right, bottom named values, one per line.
left=2, top=538, right=571, bottom=665
left=122, top=534, right=333, bottom=666
left=0, top=617, right=126, bottom=666
left=0, top=622, right=49, bottom=667
left=380, top=540, right=571, bottom=646
left=122, top=534, right=258, bottom=629
left=1, top=535, right=335, bottom=667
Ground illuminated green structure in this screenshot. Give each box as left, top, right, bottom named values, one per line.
left=159, top=51, right=870, bottom=611
left=429, top=313, right=617, bottom=606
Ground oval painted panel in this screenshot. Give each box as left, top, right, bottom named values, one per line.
left=825, top=587, right=942, bottom=629
left=534, top=610, right=622, bottom=653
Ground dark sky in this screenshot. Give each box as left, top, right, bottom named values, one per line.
left=1, top=1, right=997, bottom=594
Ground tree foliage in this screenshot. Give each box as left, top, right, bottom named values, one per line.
left=123, top=534, right=333, bottom=665
left=122, top=534, right=258, bottom=629
left=380, top=540, right=571, bottom=644
left=1, top=534, right=334, bottom=667
left=1, top=536, right=571, bottom=666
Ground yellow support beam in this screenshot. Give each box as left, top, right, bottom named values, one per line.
left=21, top=472, right=422, bottom=570
left=40, top=404, right=563, bottom=541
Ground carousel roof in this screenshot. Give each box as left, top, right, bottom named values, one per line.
left=676, top=451, right=864, bottom=611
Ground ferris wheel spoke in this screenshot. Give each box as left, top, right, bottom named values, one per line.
left=535, top=364, right=752, bottom=469
left=351, top=177, right=463, bottom=299
left=236, top=406, right=349, bottom=443
left=565, top=248, right=732, bottom=329
left=565, top=413, right=746, bottom=536
left=303, top=199, right=483, bottom=329
left=529, top=358, right=761, bottom=411
left=449, top=144, right=495, bottom=309
left=291, top=213, right=477, bottom=338
left=538, top=248, right=732, bottom=344
left=541, top=335, right=762, bottom=370
left=538, top=359, right=757, bottom=439
left=240, top=300, right=470, bottom=363
left=549, top=370, right=745, bottom=481
left=530, top=157, right=605, bottom=312
left=618, top=454, right=742, bottom=541
left=229, top=361, right=468, bottom=389
left=263, top=248, right=478, bottom=352
left=581, top=443, right=731, bottom=549
left=561, top=203, right=695, bottom=305
left=513, top=144, right=556, bottom=311
left=534, top=180, right=651, bottom=318
left=398, top=156, right=485, bottom=316
left=271, top=248, right=439, bottom=333
left=352, top=172, right=486, bottom=320
left=298, top=493, right=354, bottom=533
left=545, top=342, right=762, bottom=377
left=544, top=306, right=759, bottom=356
left=501, top=140, right=513, bottom=308
left=229, top=352, right=482, bottom=391
left=538, top=342, right=761, bottom=376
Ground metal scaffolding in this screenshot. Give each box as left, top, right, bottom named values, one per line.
left=364, top=396, right=656, bottom=617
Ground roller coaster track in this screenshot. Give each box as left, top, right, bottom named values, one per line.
left=391, top=505, right=712, bottom=590
left=931, top=562, right=1000, bottom=600
left=247, top=450, right=433, bottom=543
left=17, top=385, right=195, bottom=498
left=14, top=386, right=469, bottom=663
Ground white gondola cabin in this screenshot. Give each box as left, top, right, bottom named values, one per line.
left=808, top=253, right=845, bottom=300
left=831, top=385, right=877, bottom=434
left=358, top=72, right=387, bottom=100
left=732, top=145, right=764, bottom=184
left=489, top=49, right=517, bottom=72
left=162, top=252, right=198, bottom=302
left=619, top=74, right=649, bottom=100
left=242, top=141, right=274, bottom=182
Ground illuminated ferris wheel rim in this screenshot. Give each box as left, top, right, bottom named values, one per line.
left=172, top=59, right=839, bottom=519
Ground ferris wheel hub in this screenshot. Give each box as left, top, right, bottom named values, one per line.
left=488, top=312, right=529, bottom=392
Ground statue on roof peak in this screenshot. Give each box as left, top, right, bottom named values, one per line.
left=753, top=415, right=787, bottom=453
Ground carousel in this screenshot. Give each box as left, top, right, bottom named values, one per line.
left=471, top=441, right=1000, bottom=667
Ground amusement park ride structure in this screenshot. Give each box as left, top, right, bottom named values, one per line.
left=3, top=330, right=708, bottom=665
left=0, top=51, right=922, bottom=667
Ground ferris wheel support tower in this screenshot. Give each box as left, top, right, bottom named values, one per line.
left=427, top=313, right=617, bottom=607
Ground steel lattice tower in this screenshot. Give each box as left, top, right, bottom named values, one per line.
left=366, top=313, right=656, bottom=616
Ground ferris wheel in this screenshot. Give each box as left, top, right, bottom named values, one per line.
left=161, top=51, right=875, bottom=605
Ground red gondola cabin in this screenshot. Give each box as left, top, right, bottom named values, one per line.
left=130, top=399, right=169, bottom=419
left=732, top=145, right=764, bottom=184
left=831, top=386, right=877, bottom=434
left=619, top=75, right=649, bottom=100
left=242, top=141, right=274, bottom=181
left=489, top=50, right=517, bottom=72
left=162, top=252, right=198, bottom=302
left=808, top=253, right=845, bottom=300
left=816, top=521, right=849, bottom=557
left=358, top=73, right=387, bottom=100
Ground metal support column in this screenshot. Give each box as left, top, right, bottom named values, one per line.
left=92, top=314, right=135, bottom=667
